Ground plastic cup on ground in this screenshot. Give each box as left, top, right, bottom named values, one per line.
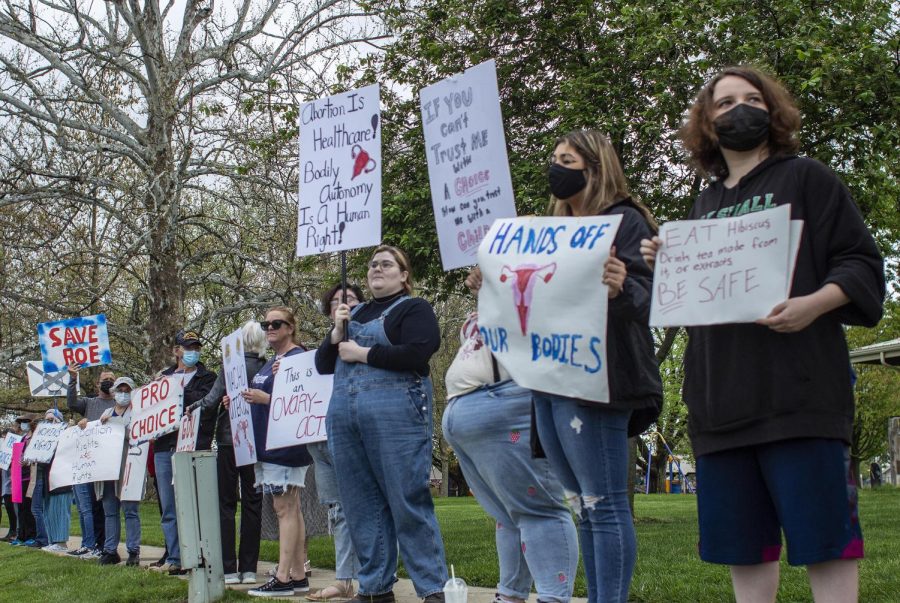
left=444, top=565, right=467, bottom=603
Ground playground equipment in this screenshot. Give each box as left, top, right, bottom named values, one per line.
left=641, top=431, right=695, bottom=494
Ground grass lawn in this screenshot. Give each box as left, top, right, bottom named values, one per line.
left=3, top=488, right=899, bottom=601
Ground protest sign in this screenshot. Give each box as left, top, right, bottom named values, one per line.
left=477, top=215, right=622, bottom=403
left=11, top=443, right=24, bottom=502
left=175, top=407, right=201, bottom=452
left=49, top=422, right=126, bottom=490
left=420, top=60, right=518, bottom=270
left=267, top=350, right=334, bottom=450
left=649, top=205, right=801, bottom=327
left=27, top=361, right=78, bottom=397
left=0, top=432, right=24, bottom=471
left=37, top=314, right=111, bottom=373
left=128, top=375, right=184, bottom=445
left=222, top=328, right=257, bottom=466
left=297, top=84, right=381, bottom=256
left=120, top=443, right=149, bottom=501
left=23, top=421, right=66, bottom=464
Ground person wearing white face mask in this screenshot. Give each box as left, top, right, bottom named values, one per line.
left=97, top=377, right=141, bottom=565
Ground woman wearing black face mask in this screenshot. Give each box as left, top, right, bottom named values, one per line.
left=641, top=67, right=884, bottom=603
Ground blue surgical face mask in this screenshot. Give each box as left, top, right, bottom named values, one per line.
left=182, top=350, right=200, bottom=367
left=20, top=422, right=30, bottom=432
left=115, top=391, right=131, bottom=406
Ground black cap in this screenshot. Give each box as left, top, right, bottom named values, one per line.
left=175, top=329, right=202, bottom=347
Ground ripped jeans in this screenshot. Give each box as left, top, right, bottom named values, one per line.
left=533, top=394, right=635, bottom=603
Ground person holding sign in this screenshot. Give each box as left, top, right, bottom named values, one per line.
left=189, top=320, right=268, bottom=586
left=316, top=245, right=448, bottom=603
left=641, top=67, right=885, bottom=603
left=37, top=408, right=74, bottom=554
left=97, top=376, right=141, bottom=566
left=502, top=130, right=662, bottom=603
left=231, top=307, right=312, bottom=598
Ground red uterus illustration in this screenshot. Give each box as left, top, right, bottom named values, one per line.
left=500, top=263, right=557, bottom=335
left=351, top=144, right=377, bottom=179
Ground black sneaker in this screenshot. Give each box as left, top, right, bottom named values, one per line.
left=168, top=567, right=189, bottom=576
left=150, top=555, right=167, bottom=567
left=348, top=592, right=396, bottom=603
left=98, top=551, right=121, bottom=565
left=292, top=577, right=311, bottom=593
left=126, top=551, right=140, bottom=566
left=423, top=593, right=445, bottom=603
left=248, top=576, right=295, bottom=598
left=68, top=546, right=90, bottom=556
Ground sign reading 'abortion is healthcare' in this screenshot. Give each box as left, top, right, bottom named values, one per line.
left=477, top=216, right=622, bottom=403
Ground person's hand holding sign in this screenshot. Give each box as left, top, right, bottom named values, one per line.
left=639, top=236, right=662, bottom=270
left=338, top=340, right=370, bottom=364
left=330, top=303, right=353, bottom=343
left=603, top=247, right=626, bottom=299
left=242, top=388, right=270, bottom=406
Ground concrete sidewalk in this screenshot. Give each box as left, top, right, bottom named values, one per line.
left=59, top=537, right=587, bottom=602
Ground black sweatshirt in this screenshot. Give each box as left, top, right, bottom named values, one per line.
left=315, top=291, right=441, bottom=376
left=683, top=155, right=885, bottom=456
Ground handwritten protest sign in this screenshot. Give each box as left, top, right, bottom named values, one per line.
left=128, top=375, right=184, bottom=445
left=420, top=60, right=518, bottom=270
left=120, top=443, right=149, bottom=501
left=477, top=215, right=622, bottom=403
left=267, top=350, right=334, bottom=450
left=222, top=328, right=257, bottom=466
left=37, top=314, right=111, bottom=373
left=27, top=361, right=78, bottom=397
left=0, top=432, right=24, bottom=471
left=297, top=84, right=381, bottom=256
left=649, top=205, right=801, bottom=327
left=23, top=421, right=66, bottom=464
left=175, top=407, right=201, bottom=452
left=49, top=422, right=126, bottom=489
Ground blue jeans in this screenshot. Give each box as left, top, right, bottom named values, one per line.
left=102, top=481, right=141, bottom=554
left=153, top=450, right=180, bottom=566
left=309, top=441, right=358, bottom=581
left=443, top=382, right=578, bottom=603
left=73, top=482, right=97, bottom=549
left=533, top=394, right=635, bottom=603
left=31, top=474, right=49, bottom=547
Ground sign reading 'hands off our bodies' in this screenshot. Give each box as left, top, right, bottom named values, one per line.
left=37, top=314, right=111, bottom=372
left=267, top=350, right=334, bottom=450
left=297, top=84, right=381, bottom=256
left=649, top=205, right=802, bottom=327
left=420, top=60, right=518, bottom=271
left=477, top=216, right=622, bottom=403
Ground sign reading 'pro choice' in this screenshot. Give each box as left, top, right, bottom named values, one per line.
left=129, top=376, right=184, bottom=446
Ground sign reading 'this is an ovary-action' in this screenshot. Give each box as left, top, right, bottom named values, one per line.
left=296, top=84, right=381, bottom=256
left=477, top=216, right=622, bottom=403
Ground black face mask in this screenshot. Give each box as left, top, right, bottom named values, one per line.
left=99, top=380, right=114, bottom=394
left=713, top=104, right=771, bottom=152
left=548, top=163, right=587, bottom=199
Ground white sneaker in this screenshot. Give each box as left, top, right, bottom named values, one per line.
left=81, top=549, right=101, bottom=560
left=42, top=543, right=69, bottom=553
left=224, top=573, right=241, bottom=584
left=241, top=572, right=258, bottom=584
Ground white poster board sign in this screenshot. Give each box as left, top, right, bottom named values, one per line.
left=175, top=407, right=201, bottom=452
left=36, top=314, right=112, bottom=372
left=27, top=361, right=78, bottom=397
left=267, top=350, right=334, bottom=450
left=297, top=84, right=382, bottom=256
left=49, top=423, right=126, bottom=489
left=0, top=433, right=24, bottom=471
left=119, top=443, right=149, bottom=501
left=420, top=60, right=518, bottom=270
left=222, top=328, right=257, bottom=466
left=477, top=216, right=622, bottom=403
left=128, top=376, right=184, bottom=445
left=649, top=205, right=801, bottom=326
left=22, top=421, right=66, bottom=464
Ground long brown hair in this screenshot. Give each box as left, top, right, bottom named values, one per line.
left=548, top=130, right=658, bottom=231
left=680, top=66, right=801, bottom=178
left=371, top=245, right=414, bottom=295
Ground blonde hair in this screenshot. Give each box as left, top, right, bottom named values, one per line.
left=548, top=130, right=658, bottom=230
left=266, top=306, right=299, bottom=344
left=371, top=245, right=414, bottom=295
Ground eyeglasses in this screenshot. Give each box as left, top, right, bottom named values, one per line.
left=369, top=260, right=397, bottom=271
left=330, top=295, right=359, bottom=306
left=259, top=319, right=289, bottom=331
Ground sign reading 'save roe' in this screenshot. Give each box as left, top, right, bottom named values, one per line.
left=649, top=204, right=802, bottom=327
left=128, top=375, right=184, bottom=445
left=420, top=59, right=518, bottom=271
left=37, top=314, right=112, bottom=373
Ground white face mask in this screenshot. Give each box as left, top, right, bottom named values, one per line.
left=19, top=422, right=30, bottom=432
left=115, top=391, right=131, bottom=406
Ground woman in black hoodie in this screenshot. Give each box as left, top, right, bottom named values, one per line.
left=642, top=67, right=884, bottom=603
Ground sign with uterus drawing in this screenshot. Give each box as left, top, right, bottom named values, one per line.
left=477, top=215, right=622, bottom=403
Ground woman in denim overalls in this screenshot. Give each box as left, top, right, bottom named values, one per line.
left=316, top=245, right=448, bottom=603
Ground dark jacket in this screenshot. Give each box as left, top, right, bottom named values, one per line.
left=156, top=362, right=216, bottom=452
left=684, top=155, right=885, bottom=456
left=597, top=199, right=665, bottom=436
left=191, top=353, right=267, bottom=447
